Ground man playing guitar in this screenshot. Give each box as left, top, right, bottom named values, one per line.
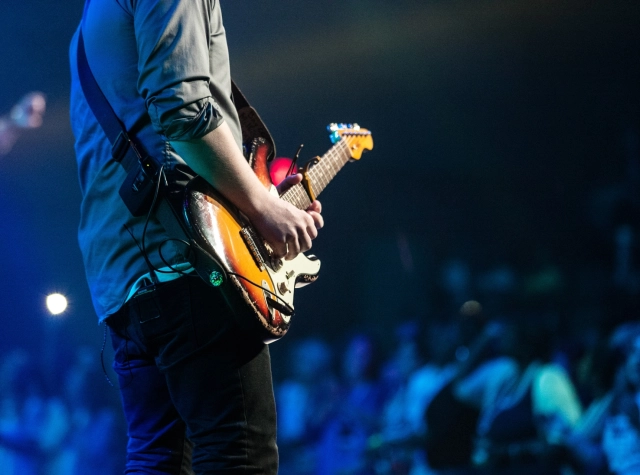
left=69, top=0, right=322, bottom=473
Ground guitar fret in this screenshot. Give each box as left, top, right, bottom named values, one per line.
left=328, top=144, right=342, bottom=176
left=311, top=145, right=331, bottom=192
left=184, top=126, right=370, bottom=344
left=280, top=134, right=363, bottom=210
left=282, top=183, right=311, bottom=210
left=315, top=165, right=328, bottom=193
left=308, top=139, right=350, bottom=197
left=336, top=141, right=348, bottom=168
left=285, top=187, right=297, bottom=207
left=296, top=186, right=311, bottom=209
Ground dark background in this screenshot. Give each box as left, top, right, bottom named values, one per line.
left=1, top=0, right=639, bottom=378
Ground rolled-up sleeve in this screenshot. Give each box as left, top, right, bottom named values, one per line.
left=132, top=0, right=223, bottom=141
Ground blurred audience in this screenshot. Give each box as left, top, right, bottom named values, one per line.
left=602, top=330, right=640, bottom=475
left=276, top=337, right=339, bottom=475
left=0, top=346, right=123, bottom=475
left=1, top=160, right=639, bottom=474
left=316, top=333, right=384, bottom=475
left=0, top=92, right=46, bottom=155
left=471, top=319, right=582, bottom=474
left=1, top=288, right=639, bottom=475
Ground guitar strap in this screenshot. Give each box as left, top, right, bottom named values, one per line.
left=231, top=80, right=277, bottom=160
left=76, top=23, right=277, bottom=288
left=76, top=26, right=275, bottom=209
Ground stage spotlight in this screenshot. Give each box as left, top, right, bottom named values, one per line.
left=46, top=293, right=68, bottom=315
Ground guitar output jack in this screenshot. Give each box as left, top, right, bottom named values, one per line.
left=209, top=271, right=224, bottom=287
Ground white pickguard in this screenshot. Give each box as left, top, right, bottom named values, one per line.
left=264, top=186, right=321, bottom=322
left=265, top=254, right=321, bottom=323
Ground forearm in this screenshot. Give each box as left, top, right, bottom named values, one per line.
left=169, top=121, right=270, bottom=221
left=170, top=121, right=321, bottom=259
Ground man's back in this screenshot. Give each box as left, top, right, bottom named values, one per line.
left=70, top=0, right=241, bottom=321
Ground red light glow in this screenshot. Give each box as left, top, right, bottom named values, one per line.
left=269, top=157, right=297, bottom=186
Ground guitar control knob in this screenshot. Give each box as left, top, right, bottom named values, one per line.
left=278, top=282, right=289, bottom=295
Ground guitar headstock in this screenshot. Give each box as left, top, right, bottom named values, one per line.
left=328, top=123, right=373, bottom=160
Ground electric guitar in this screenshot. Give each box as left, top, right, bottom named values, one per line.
left=181, top=124, right=373, bottom=342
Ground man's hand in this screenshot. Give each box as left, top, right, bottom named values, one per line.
left=249, top=173, right=323, bottom=260
left=276, top=172, right=324, bottom=234
left=170, top=123, right=323, bottom=261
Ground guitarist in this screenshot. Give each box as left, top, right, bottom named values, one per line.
left=69, top=0, right=323, bottom=473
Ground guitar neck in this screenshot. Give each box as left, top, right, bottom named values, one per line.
left=280, top=139, right=351, bottom=210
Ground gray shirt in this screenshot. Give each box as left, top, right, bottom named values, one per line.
left=69, top=0, right=242, bottom=322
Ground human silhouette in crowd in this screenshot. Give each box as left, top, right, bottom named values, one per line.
left=275, top=338, right=339, bottom=475
left=5, top=315, right=640, bottom=475
left=424, top=318, right=505, bottom=473
left=0, top=346, right=124, bottom=475
left=601, top=329, right=640, bottom=474
left=0, top=92, right=46, bottom=155
left=469, top=318, right=583, bottom=475
left=378, top=322, right=423, bottom=444
left=371, top=319, right=469, bottom=475
left=0, top=349, right=41, bottom=474
left=46, top=346, right=121, bottom=475
left=316, top=333, right=384, bottom=475
left=0, top=348, right=67, bottom=474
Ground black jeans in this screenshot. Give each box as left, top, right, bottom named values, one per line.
left=107, top=276, right=278, bottom=474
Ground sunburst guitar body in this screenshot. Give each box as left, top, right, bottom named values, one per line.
left=181, top=124, right=373, bottom=343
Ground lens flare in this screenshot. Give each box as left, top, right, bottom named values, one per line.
left=46, top=293, right=68, bottom=315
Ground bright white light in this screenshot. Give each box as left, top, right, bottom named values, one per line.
left=46, top=293, right=68, bottom=315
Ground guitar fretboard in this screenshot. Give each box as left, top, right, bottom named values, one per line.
left=280, top=139, right=351, bottom=210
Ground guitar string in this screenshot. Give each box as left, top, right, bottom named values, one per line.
left=264, top=134, right=363, bottom=315
left=124, top=138, right=354, bottom=344
left=295, top=138, right=346, bottom=205
left=197, top=134, right=364, bottom=322
left=307, top=138, right=350, bottom=197
left=281, top=138, right=338, bottom=207
left=281, top=137, right=352, bottom=208
left=145, top=172, right=296, bottom=316
left=311, top=139, right=349, bottom=191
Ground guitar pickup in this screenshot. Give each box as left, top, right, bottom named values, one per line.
left=239, top=226, right=284, bottom=273
left=240, top=227, right=266, bottom=271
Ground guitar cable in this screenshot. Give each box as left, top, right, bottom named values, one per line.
left=226, top=271, right=295, bottom=317
left=141, top=165, right=193, bottom=276
left=133, top=166, right=296, bottom=317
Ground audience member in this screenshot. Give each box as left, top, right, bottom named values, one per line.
left=316, top=333, right=384, bottom=475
